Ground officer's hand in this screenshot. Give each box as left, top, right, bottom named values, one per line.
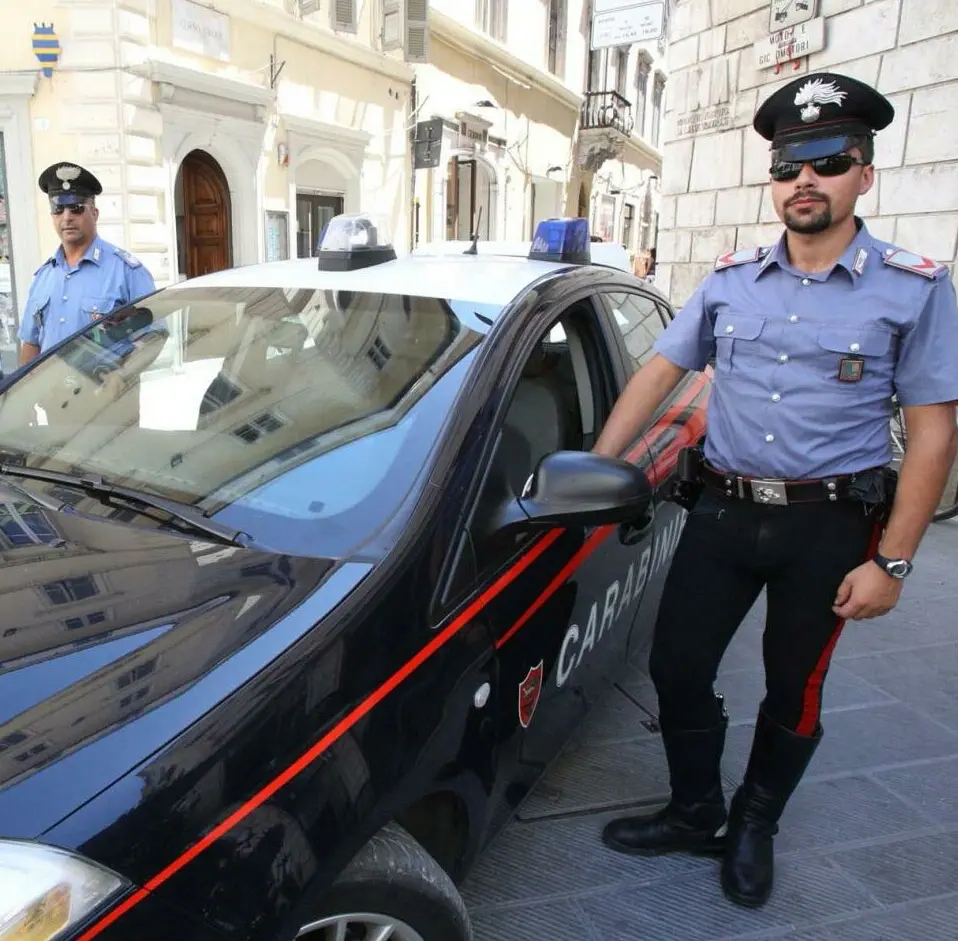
left=832, top=562, right=903, bottom=620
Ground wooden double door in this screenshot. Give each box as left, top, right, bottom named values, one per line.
left=178, top=150, right=232, bottom=279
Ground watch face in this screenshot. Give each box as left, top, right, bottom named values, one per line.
left=770, top=0, right=817, bottom=31
left=888, top=560, right=912, bottom=578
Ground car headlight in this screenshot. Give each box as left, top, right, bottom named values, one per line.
left=0, top=840, right=129, bottom=941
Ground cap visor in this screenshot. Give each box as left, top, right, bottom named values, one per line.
left=772, top=135, right=857, bottom=162
left=50, top=193, right=89, bottom=206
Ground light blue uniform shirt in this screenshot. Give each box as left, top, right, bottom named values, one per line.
left=654, top=219, right=958, bottom=480
left=17, top=236, right=156, bottom=354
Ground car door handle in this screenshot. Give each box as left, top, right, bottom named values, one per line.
left=619, top=513, right=653, bottom=545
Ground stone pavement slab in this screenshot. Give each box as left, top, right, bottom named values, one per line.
left=465, top=519, right=958, bottom=940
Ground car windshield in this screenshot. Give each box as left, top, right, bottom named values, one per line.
left=0, top=285, right=493, bottom=555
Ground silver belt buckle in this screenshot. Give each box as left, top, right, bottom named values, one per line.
left=749, top=478, right=788, bottom=505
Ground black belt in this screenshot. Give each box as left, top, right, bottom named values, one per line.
left=700, top=462, right=861, bottom=506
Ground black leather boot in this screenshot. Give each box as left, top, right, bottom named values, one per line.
left=721, top=708, right=822, bottom=908
left=602, top=702, right=728, bottom=857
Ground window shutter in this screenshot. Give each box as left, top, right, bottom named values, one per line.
left=382, top=0, right=402, bottom=50
left=404, top=0, right=429, bottom=63
left=331, top=0, right=357, bottom=33
left=298, top=0, right=321, bottom=15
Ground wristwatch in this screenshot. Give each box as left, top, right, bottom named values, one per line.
left=872, top=552, right=913, bottom=579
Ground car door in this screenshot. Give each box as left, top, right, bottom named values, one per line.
left=449, top=291, right=659, bottom=808
left=594, top=288, right=711, bottom=669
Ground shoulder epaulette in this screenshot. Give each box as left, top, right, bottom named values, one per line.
left=34, top=257, right=54, bottom=275
left=882, top=249, right=945, bottom=280
left=114, top=247, right=142, bottom=269
left=714, top=247, right=768, bottom=271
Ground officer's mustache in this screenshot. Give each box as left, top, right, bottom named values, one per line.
left=787, top=190, right=829, bottom=206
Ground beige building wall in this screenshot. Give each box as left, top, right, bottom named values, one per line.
left=412, top=0, right=668, bottom=271
left=656, top=0, right=958, bottom=307
left=0, top=0, right=417, bottom=372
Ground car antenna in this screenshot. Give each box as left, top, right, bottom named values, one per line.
left=464, top=206, right=483, bottom=255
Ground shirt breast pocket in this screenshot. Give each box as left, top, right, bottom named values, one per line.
left=80, top=295, right=119, bottom=321
left=816, top=326, right=893, bottom=386
left=712, top=312, right=766, bottom=372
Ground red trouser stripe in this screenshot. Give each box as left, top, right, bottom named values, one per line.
left=795, top=521, right=884, bottom=736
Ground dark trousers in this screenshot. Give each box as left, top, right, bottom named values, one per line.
left=649, top=488, right=882, bottom=735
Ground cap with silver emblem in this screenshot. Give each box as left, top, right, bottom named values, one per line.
left=753, top=71, right=895, bottom=164
left=38, top=161, right=103, bottom=209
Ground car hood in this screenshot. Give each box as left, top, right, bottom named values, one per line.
left=0, top=492, right=355, bottom=838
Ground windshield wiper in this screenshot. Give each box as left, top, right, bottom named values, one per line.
left=0, top=464, right=251, bottom=547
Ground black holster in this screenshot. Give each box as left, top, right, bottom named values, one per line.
left=847, top=465, right=897, bottom=524
left=669, top=445, right=705, bottom=511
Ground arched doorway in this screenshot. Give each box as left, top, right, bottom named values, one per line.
left=175, top=150, right=232, bottom=278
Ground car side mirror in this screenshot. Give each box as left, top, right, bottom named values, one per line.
left=490, top=450, right=653, bottom=535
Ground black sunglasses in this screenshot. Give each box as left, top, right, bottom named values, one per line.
left=52, top=203, right=91, bottom=216
left=769, top=152, right=868, bottom=182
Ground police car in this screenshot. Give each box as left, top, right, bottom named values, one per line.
left=0, top=215, right=709, bottom=941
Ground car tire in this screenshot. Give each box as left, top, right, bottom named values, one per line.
left=297, top=822, right=473, bottom=941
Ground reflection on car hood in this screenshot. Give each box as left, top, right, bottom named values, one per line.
left=0, top=492, right=350, bottom=837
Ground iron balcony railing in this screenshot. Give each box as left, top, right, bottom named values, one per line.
left=580, top=90, right=634, bottom=137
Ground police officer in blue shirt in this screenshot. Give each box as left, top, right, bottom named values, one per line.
left=17, top=162, right=156, bottom=366
left=592, top=72, right=958, bottom=908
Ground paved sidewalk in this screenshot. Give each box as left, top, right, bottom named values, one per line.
left=464, top=519, right=958, bottom=940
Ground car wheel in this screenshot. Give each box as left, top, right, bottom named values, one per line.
left=296, top=822, right=473, bottom=941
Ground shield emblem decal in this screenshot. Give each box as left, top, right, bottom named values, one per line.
left=518, top=660, right=544, bottom=729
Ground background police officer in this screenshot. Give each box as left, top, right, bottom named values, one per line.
left=591, top=72, right=958, bottom=909
left=17, top=162, right=156, bottom=366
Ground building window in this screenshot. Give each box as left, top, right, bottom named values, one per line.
left=41, top=576, right=99, bottom=606
left=587, top=48, right=604, bottom=91
left=546, top=0, right=566, bottom=77
left=635, top=57, right=651, bottom=139
left=614, top=47, right=628, bottom=97
left=651, top=73, right=666, bottom=148
left=367, top=335, right=392, bottom=370
left=0, top=502, right=59, bottom=548
left=63, top=611, right=108, bottom=631
left=296, top=194, right=345, bottom=258
left=117, top=658, right=157, bottom=690
left=476, top=0, right=507, bottom=43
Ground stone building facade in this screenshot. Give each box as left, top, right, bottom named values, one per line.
left=656, top=0, right=958, bottom=307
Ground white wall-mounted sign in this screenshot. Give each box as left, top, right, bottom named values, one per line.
left=172, top=0, right=230, bottom=62
left=754, top=17, right=826, bottom=70
left=591, top=0, right=666, bottom=50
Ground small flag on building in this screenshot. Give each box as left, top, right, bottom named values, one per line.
left=32, top=23, right=61, bottom=78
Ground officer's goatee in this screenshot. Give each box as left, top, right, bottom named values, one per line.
left=783, top=192, right=832, bottom=235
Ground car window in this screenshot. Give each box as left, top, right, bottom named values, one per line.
left=599, top=291, right=668, bottom=371
left=447, top=300, right=616, bottom=595
left=0, top=287, right=485, bottom=555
